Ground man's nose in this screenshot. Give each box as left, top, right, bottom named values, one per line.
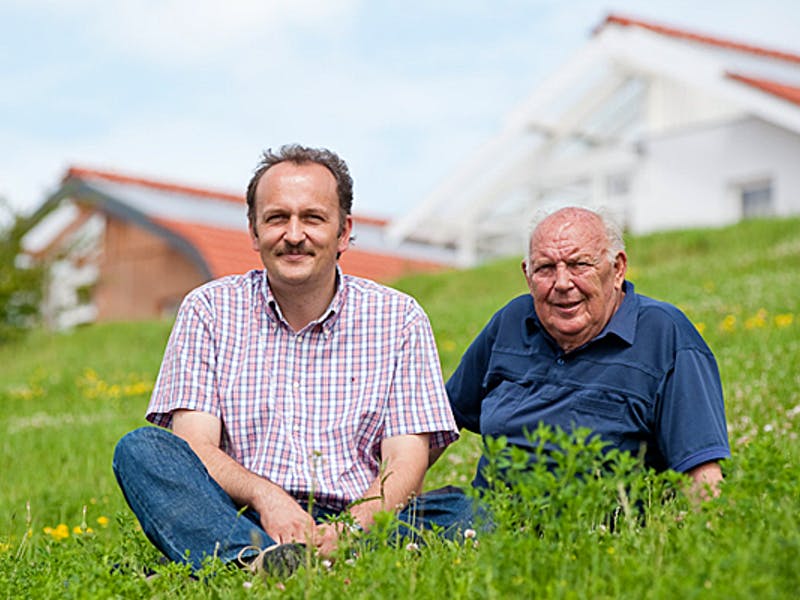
left=284, top=217, right=305, bottom=244
left=553, top=263, right=573, bottom=290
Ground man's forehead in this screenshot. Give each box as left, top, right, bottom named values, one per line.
left=532, top=211, right=607, bottom=254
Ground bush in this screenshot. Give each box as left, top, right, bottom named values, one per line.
left=0, top=204, right=44, bottom=344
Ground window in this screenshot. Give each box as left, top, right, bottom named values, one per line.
left=740, top=179, right=773, bottom=219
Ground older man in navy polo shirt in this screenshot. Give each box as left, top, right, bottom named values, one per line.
left=436, top=206, right=729, bottom=499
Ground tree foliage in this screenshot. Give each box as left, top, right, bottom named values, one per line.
left=0, top=202, right=44, bottom=344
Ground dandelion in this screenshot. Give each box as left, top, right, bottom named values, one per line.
left=695, top=322, right=706, bottom=335
left=720, top=314, right=736, bottom=333
left=44, top=523, right=70, bottom=541
left=775, top=314, right=794, bottom=328
left=745, top=309, right=767, bottom=329
left=97, top=516, right=110, bottom=527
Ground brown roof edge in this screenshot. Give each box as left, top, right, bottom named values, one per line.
left=595, top=13, right=800, bottom=65
left=726, top=72, right=800, bottom=106
left=64, top=166, right=389, bottom=226
left=65, top=166, right=245, bottom=204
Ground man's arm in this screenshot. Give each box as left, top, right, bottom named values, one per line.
left=314, top=433, right=430, bottom=555
left=686, top=460, right=723, bottom=502
left=172, top=409, right=316, bottom=545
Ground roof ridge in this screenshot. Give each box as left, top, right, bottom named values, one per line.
left=597, top=13, right=800, bottom=65
left=65, top=165, right=390, bottom=225
left=66, top=166, right=245, bottom=204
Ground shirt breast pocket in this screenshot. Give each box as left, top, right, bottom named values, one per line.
left=569, top=388, right=651, bottom=446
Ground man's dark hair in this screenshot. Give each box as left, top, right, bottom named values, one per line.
left=246, top=144, right=354, bottom=232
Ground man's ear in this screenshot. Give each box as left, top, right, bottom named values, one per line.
left=521, top=259, right=536, bottom=296
left=337, top=215, right=353, bottom=255
left=249, top=226, right=260, bottom=252
left=613, top=251, right=628, bottom=288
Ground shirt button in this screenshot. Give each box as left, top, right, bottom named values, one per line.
left=556, top=358, right=565, bottom=365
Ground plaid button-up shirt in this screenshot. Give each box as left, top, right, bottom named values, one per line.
left=147, top=269, right=458, bottom=511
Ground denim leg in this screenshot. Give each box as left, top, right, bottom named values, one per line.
left=112, top=426, right=275, bottom=570
left=396, top=485, right=485, bottom=540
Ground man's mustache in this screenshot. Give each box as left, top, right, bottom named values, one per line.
left=276, top=242, right=314, bottom=256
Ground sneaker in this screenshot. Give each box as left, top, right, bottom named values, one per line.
left=237, top=543, right=306, bottom=578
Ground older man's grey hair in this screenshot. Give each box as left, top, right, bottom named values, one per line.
left=524, top=206, right=626, bottom=269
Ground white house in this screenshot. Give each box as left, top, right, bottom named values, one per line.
left=387, top=14, right=800, bottom=266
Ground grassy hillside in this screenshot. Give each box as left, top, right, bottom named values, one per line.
left=1, top=217, right=798, bottom=598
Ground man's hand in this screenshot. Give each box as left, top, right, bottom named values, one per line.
left=687, top=460, right=723, bottom=502
left=312, top=522, right=342, bottom=556
left=252, top=486, right=316, bottom=545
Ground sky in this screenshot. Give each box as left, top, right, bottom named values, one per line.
left=2, top=0, right=799, bottom=223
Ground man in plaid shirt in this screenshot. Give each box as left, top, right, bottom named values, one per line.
left=113, top=145, right=462, bottom=575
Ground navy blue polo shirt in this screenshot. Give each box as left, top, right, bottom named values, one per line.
left=446, top=281, right=730, bottom=488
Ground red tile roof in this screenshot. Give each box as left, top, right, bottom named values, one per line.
left=151, top=217, right=262, bottom=277
left=597, top=14, right=800, bottom=65
left=339, top=248, right=448, bottom=282
left=726, top=72, right=800, bottom=107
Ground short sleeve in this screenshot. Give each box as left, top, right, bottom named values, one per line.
left=656, top=346, right=730, bottom=472
left=146, top=291, right=220, bottom=428
left=384, top=299, right=458, bottom=449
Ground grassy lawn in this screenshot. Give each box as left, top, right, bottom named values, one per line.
left=1, top=217, right=798, bottom=598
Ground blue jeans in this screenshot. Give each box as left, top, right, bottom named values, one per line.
left=112, top=427, right=476, bottom=571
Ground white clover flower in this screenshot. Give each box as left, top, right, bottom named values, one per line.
left=464, top=528, right=476, bottom=539
left=405, top=542, right=420, bottom=552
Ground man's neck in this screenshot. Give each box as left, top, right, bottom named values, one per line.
left=269, top=275, right=338, bottom=332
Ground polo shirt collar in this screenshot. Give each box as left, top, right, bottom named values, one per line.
left=525, top=280, right=638, bottom=348
left=596, top=280, right=637, bottom=345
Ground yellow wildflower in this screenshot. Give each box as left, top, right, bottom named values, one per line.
left=720, top=315, right=736, bottom=333
left=744, top=309, right=767, bottom=329
left=44, top=523, right=70, bottom=541
left=775, top=314, right=794, bottom=328
left=97, top=516, right=110, bottom=527
left=695, top=322, right=706, bottom=335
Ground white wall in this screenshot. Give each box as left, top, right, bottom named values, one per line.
left=630, top=116, right=800, bottom=233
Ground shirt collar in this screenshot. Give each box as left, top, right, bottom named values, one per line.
left=596, top=280, right=637, bottom=346
left=525, top=280, right=638, bottom=348
left=259, top=267, right=346, bottom=334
